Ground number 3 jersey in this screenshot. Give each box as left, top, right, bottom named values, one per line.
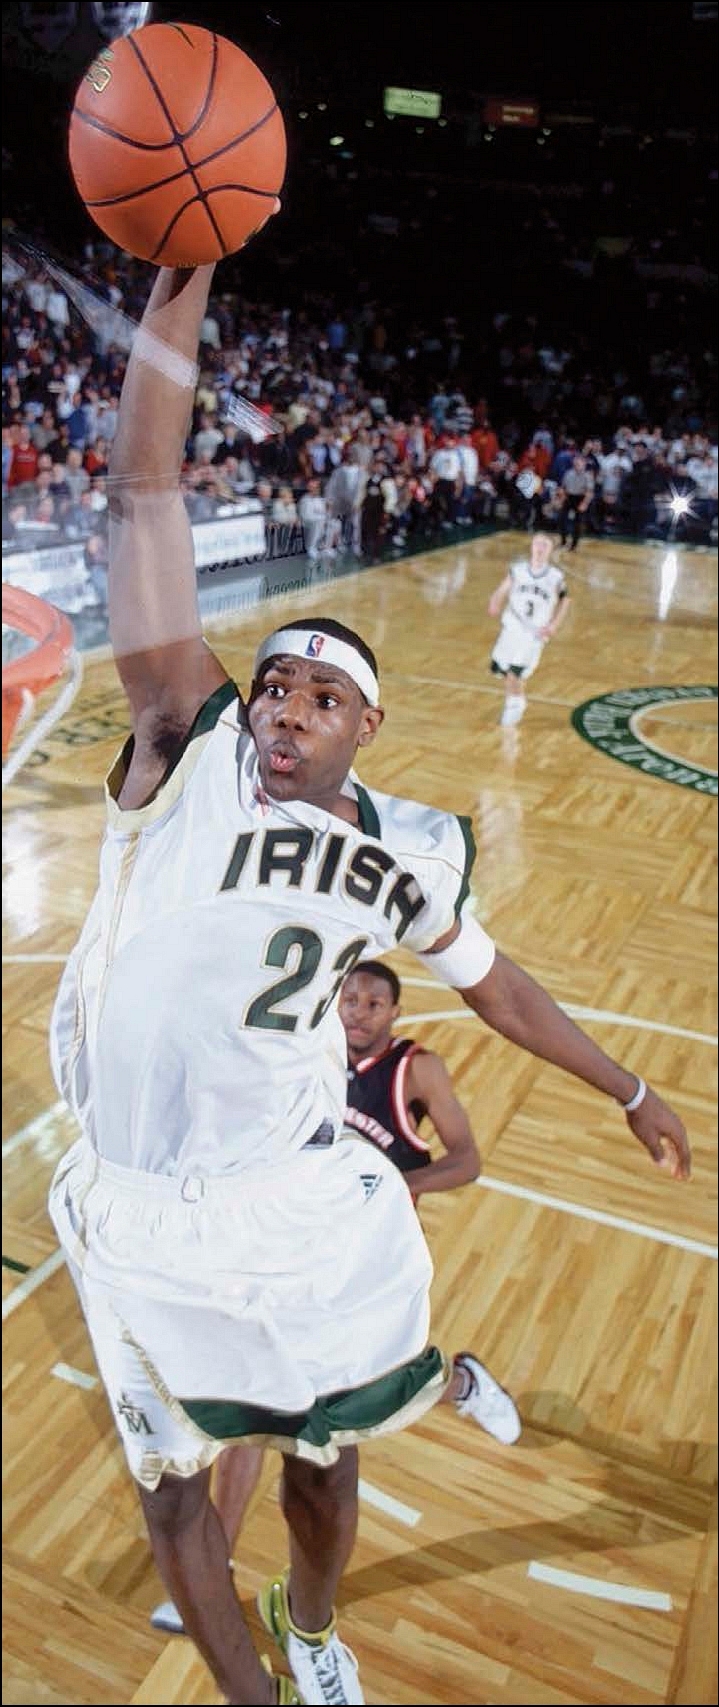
left=505, top=558, right=567, bottom=636
left=51, top=683, right=491, bottom=1178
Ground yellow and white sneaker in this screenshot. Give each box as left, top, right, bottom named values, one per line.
left=258, top=1571, right=364, bottom=1705
left=261, top=1654, right=305, bottom=1704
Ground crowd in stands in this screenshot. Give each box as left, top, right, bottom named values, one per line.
left=2, top=241, right=717, bottom=589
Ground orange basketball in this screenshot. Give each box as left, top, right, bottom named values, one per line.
left=68, top=22, right=286, bottom=266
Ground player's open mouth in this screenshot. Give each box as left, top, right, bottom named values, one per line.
left=268, top=745, right=301, bottom=773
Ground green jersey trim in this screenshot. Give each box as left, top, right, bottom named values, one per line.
left=354, top=782, right=382, bottom=839
left=180, top=1345, right=447, bottom=1454
left=454, top=815, right=477, bottom=916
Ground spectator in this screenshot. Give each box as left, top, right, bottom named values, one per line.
left=360, top=460, right=387, bottom=561
left=45, top=284, right=69, bottom=336
left=7, top=425, right=39, bottom=488
left=84, top=435, right=109, bottom=478
left=429, top=433, right=461, bottom=528
left=324, top=454, right=366, bottom=555
left=456, top=431, right=480, bottom=524
left=297, top=475, right=328, bottom=562
left=193, top=411, right=224, bottom=464
left=271, top=485, right=298, bottom=526
left=558, top=453, right=594, bottom=551
left=31, top=406, right=58, bottom=453
left=63, top=446, right=90, bottom=504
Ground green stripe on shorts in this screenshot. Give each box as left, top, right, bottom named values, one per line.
left=181, top=1345, right=447, bottom=1453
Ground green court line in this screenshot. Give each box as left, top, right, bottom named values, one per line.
left=2, top=1255, right=30, bottom=1274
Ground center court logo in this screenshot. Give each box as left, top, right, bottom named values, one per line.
left=572, top=685, right=717, bottom=795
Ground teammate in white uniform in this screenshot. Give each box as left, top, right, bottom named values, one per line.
left=488, top=531, right=570, bottom=725
left=48, top=265, right=690, bottom=1707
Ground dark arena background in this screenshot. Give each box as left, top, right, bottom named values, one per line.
left=2, top=5, right=717, bottom=1706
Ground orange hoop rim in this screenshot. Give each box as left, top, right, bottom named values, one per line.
left=2, top=583, right=76, bottom=760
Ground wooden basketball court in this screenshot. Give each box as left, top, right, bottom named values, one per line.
left=2, top=530, right=717, bottom=1706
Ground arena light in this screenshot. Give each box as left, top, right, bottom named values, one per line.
left=669, top=492, right=692, bottom=518
left=384, top=87, right=442, bottom=119
left=329, top=135, right=344, bottom=147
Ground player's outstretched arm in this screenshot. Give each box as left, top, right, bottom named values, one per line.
left=402, top=1051, right=480, bottom=1199
left=460, top=951, right=691, bottom=1179
left=108, top=265, right=230, bottom=794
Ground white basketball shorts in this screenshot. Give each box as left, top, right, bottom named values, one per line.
left=491, top=612, right=544, bottom=680
left=48, top=1136, right=447, bottom=1488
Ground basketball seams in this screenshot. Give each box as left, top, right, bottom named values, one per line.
left=128, top=33, right=227, bottom=255
left=86, top=176, right=279, bottom=211
left=182, top=32, right=219, bottom=145
left=188, top=99, right=280, bottom=161
left=72, top=111, right=182, bottom=153
left=83, top=118, right=283, bottom=210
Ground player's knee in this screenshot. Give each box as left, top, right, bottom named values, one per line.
left=281, top=1447, right=358, bottom=1521
left=138, top=1467, right=211, bottom=1538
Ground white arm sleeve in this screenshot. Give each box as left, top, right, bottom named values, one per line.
left=414, top=911, right=496, bottom=989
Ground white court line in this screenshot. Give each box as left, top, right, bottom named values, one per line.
left=9, top=981, right=710, bottom=1045
left=478, top=1176, right=717, bottom=1259
left=358, top=1477, right=422, bottom=1528
left=527, top=1561, right=673, bottom=1611
left=382, top=668, right=575, bottom=710
left=51, top=1362, right=98, bottom=1391
left=398, top=985, right=718, bottom=1048
left=1, top=1249, right=65, bottom=1320
left=2, top=1100, right=68, bottom=1159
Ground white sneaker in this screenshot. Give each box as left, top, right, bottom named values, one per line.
left=150, top=1599, right=185, bottom=1635
left=500, top=695, right=526, bottom=727
left=258, top=1571, right=364, bottom=1705
left=286, top=1629, right=364, bottom=1706
left=452, top=1352, right=522, bottom=1445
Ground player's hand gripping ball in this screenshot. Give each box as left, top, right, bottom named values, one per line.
left=69, top=21, right=286, bottom=265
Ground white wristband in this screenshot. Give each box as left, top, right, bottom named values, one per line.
left=621, top=1076, right=647, bottom=1113
left=133, top=325, right=199, bottom=391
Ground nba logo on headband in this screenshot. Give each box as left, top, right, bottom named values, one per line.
left=254, top=627, right=380, bottom=707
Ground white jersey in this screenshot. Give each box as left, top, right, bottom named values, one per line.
left=51, top=683, right=484, bottom=1179
left=505, top=559, right=566, bottom=637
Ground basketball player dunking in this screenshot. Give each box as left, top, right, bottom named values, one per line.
left=48, top=264, right=690, bottom=1707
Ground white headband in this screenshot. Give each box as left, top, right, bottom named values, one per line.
left=254, top=627, right=380, bottom=706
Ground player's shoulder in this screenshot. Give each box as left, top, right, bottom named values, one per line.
left=353, top=777, right=474, bottom=867
left=106, top=679, right=246, bottom=822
